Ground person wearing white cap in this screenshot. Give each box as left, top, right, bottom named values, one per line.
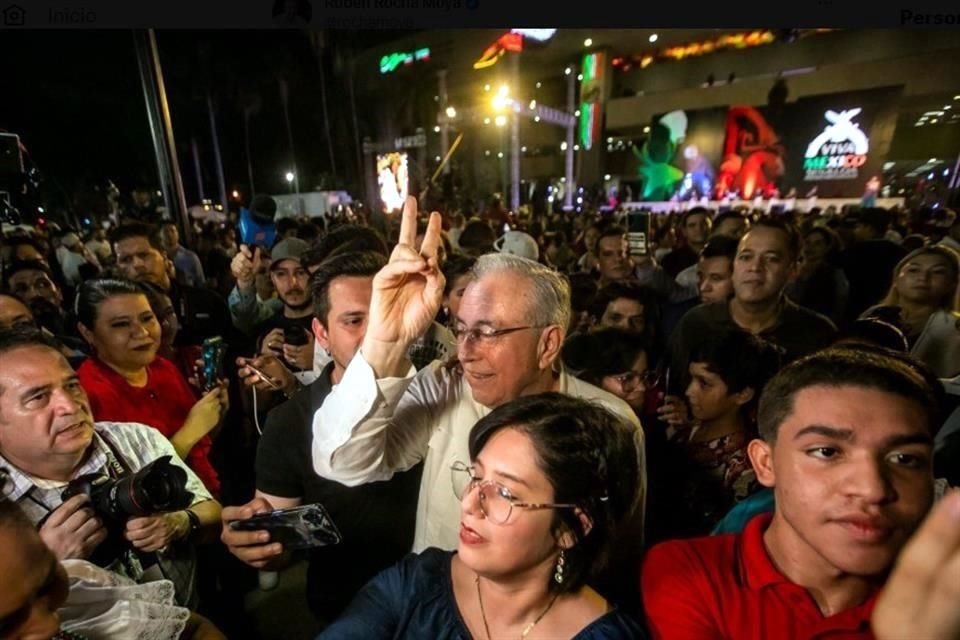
left=56, top=230, right=101, bottom=286
left=493, top=229, right=540, bottom=262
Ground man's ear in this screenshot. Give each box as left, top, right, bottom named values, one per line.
left=748, top=438, right=776, bottom=488
left=557, top=508, right=594, bottom=550
left=733, top=386, right=755, bottom=409
left=538, top=325, right=564, bottom=371
left=312, top=317, right=330, bottom=352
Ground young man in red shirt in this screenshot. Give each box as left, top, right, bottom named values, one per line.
left=642, top=347, right=940, bottom=639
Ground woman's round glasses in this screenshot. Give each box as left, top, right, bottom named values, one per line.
left=612, top=370, right=659, bottom=390
left=450, top=461, right=577, bottom=525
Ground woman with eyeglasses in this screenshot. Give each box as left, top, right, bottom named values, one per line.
left=318, top=393, right=644, bottom=639
left=560, top=328, right=655, bottom=418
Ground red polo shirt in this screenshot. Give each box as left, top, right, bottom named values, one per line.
left=77, top=356, right=220, bottom=496
left=641, top=514, right=877, bottom=639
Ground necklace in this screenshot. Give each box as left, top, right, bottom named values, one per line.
left=474, top=574, right=561, bottom=640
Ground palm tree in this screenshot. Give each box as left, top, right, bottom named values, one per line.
left=309, top=30, right=338, bottom=185
left=240, top=91, right=262, bottom=195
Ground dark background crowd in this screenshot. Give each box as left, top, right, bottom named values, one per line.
left=0, top=189, right=959, bottom=639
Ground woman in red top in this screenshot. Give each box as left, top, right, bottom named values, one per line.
left=75, top=278, right=225, bottom=495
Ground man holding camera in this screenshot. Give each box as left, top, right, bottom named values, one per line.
left=0, top=329, right=222, bottom=606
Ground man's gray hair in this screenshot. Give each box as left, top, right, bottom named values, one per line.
left=471, top=253, right=571, bottom=331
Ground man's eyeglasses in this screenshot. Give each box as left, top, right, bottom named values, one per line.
left=612, top=370, right=659, bottom=389
left=451, top=324, right=547, bottom=345
left=450, top=461, right=577, bottom=525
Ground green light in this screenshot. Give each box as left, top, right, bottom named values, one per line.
left=380, top=48, right=431, bottom=74
left=581, top=53, right=597, bottom=83
left=579, top=102, right=594, bottom=150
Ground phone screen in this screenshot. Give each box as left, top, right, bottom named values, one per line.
left=229, top=504, right=342, bottom=550
left=201, top=337, right=226, bottom=391
left=626, top=211, right=651, bottom=257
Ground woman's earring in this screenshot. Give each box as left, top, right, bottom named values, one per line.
left=554, top=549, right=566, bottom=585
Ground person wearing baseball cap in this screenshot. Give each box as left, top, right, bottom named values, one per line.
left=254, top=236, right=315, bottom=376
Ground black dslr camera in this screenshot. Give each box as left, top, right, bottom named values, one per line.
left=59, top=455, right=195, bottom=566
left=62, top=455, right=195, bottom=523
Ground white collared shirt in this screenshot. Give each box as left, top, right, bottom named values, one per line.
left=312, top=353, right=645, bottom=552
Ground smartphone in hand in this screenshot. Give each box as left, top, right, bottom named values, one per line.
left=200, top=337, right=226, bottom=391
left=283, top=325, right=310, bottom=347
left=229, top=503, right=342, bottom=550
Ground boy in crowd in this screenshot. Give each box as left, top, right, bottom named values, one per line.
left=643, top=347, right=940, bottom=639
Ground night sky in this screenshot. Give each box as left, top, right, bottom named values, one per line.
left=1, top=29, right=409, bottom=213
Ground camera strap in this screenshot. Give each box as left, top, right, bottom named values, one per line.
left=95, top=432, right=133, bottom=480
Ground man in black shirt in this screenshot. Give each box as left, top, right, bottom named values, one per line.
left=112, top=222, right=233, bottom=348
left=221, top=251, right=422, bottom=626
left=252, top=237, right=315, bottom=373
left=665, top=219, right=836, bottom=394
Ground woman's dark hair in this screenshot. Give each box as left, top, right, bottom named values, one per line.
left=74, top=278, right=150, bottom=331
left=561, top=329, right=650, bottom=387
left=441, top=254, right=476, bottom=297
left=467, top=393, right=641, bottom=595
left=689, top=329, right=781, bottom=417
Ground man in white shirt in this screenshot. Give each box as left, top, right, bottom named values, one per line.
left=312, top=196, right=645, bottom=552
left=0, top=330, right=221, bottom=607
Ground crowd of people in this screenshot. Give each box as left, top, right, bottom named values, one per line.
left=0, top=191, right=959, bottom=639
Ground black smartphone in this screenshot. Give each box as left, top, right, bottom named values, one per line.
left=283, top=325, right=310, bottom=347
left=200, top=336, right=226, bottom=392
left=627, top=210, right=651, bottom=258
left=229, top=503, right=342, bottom=550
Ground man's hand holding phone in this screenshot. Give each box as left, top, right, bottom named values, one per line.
left=236, top=354, right=296, bottom=395
left=220, top=497, right=285, bottom=569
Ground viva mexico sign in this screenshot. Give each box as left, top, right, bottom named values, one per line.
left=803, top=108, right=870, bottom=181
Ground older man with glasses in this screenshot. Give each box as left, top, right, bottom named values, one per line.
left=311, top=196, right=645, bottom=556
